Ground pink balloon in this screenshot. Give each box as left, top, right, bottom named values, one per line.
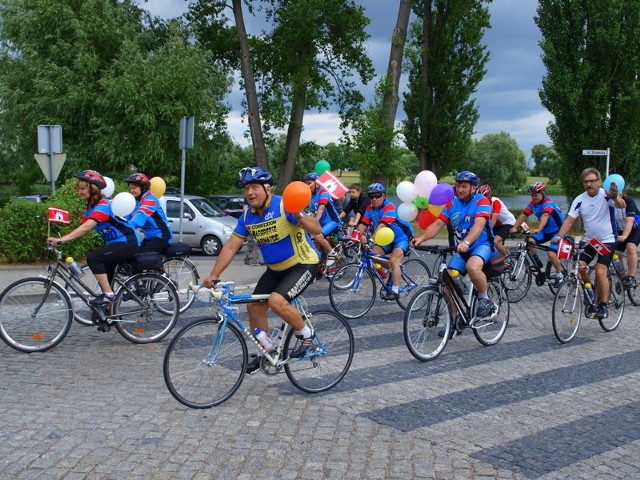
left=429, top=183, right=454, bottom=206
left=414, top=170, right=438, bottom=198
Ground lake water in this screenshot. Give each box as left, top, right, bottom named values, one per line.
left=385, top=194, right=570, bottom=213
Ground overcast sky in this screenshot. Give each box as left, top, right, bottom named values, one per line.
left=144, top=0, right=551, bottom=160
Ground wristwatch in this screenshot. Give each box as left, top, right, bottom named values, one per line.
left=463, top=240, right=471, bottom=246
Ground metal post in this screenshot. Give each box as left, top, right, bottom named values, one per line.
left=179, top=148, right=186, bottom=242
left=605, top=148, right=611, bottom=178
left=48, top=128, right=55, bottom=193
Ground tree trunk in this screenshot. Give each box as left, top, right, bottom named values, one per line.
left=231, top=0, right=268, bottom=168
left=419, top=0, right=434, bottom=174
left=278, top=90, right=306, bottom=190
left=383, top=0, right=411, bottom=131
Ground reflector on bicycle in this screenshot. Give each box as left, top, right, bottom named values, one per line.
left=557, top=239, right=573, bottom=260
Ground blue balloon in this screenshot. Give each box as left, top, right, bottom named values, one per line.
left=603, top=173, right=625, bottom=192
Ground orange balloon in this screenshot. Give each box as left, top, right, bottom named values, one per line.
left=282, top=181, right=312, bottom=213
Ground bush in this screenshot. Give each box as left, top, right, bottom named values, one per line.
left=0, top=178, right=101, bottom=263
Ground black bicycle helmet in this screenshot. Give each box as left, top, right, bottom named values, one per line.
left=73, top=170, right=107, bottom=190
left=528, top=182, right=546, bottom=194
left=454, top=170, right=479, bottom=186
left=238, top=167, right=273, bottom=186
left=125, top=173, right=150, bottom=190
left=366, top=183, right=386, bottom=195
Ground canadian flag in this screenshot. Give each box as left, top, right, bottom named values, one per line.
left=588, top=237, right=611, bottom=256
left=47, top=207, right=70, bottom=224
left=317, top=171, right=348, bottom=200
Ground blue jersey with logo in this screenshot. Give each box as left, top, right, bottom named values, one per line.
left=310, top=186, right=340, bottom=228
left=83, top=198, right=141, bottom=246
left=440, top=193, right=493, bottom=247
left=523, top=196, right=564, bottom=235
left=361, top=199, right=414, bottom=242
left=127, top=191, right=173, bottom=242
left=234, top=195, right=320, bottom=270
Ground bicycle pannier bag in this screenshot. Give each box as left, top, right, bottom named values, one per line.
left=165, top=242, right=192, bottom=257
left=134, top=252, right=163, bottom=272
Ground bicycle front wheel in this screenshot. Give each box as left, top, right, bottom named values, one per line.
left=627, top=261, right=640, bottom=306
left=502, top=254, right=531, bottom=303
left=162, top=257, right=199, bottom=313
left=329, top=262, right=376, bottom=319
left=164, top=317, right=247, bottom=408
left=552, top=277, right=582, bottom=344
left=403, top=287, right=451, bottom=362
left=112, top=273, right=179, bottom=343
left=284, top=310, right=354, bottom=393
left=600, top=274, right=624, bottom=332
left=396, top=259, right=431, bottom=310
left=472, top=279, right=510, bottom=346
left=0, top=278, right=73, bottom=353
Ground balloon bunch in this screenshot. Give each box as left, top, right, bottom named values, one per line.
left=395, top=170, right=454, bottom=230
left=101, top=175, right=168, bottom=217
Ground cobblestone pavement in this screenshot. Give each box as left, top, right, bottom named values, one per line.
left=1, top=249, right=639, bottom=479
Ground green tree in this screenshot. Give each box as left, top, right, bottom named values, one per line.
left=0, top=0, right=229, bottom=189
left=536, top=0, right=640, bottom=199
left=258, top=0, right=374, bottom=189
left=463, top=132, right=528, bottom=193
left=530, top=144, right=561, bottom=183
left=403, top=0, right=491, bottom=177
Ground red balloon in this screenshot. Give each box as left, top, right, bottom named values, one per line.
left=282, top=181, right=311, bottom=213
left=417, top=209, right=437, bottom=230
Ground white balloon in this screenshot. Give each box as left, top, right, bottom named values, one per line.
left=101, top=176, right=115, bottom=198
left=414, top=170, right=438, bottom=198
left=396, top=181, right=417, bottom=203
left=397, top=202, right=418, bottom=222
left=111, top=192, right=136, bottom=217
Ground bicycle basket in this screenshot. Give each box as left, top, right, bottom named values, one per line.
left=484, top=252, right=507, bottom=277
left=134, top=252, right=164, bottom=272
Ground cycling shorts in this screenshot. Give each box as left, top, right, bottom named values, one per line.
left=530, top=230, right=559, bottom=252
left=253, top=263, right=319, bottom=302
left=580, top=242, right=616, bottom=267
left=447, top=244, right=493, bottom=274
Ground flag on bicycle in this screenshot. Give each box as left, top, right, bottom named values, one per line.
left=557, top=239, right=573, bottom=260
left=47, top=207, right=70, bottom=224
left=588, top=237, right=611, bottom=255
left=317, top=171, right=348, bottom=200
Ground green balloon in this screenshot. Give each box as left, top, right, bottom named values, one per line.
left=413, top=195, right=430, bottom=209
left=315, top=159, right=331, bottom=175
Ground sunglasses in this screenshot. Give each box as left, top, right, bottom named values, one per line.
left=368, top=194, right=383, bottom=199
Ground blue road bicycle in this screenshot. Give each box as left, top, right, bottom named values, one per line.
left=163, top=282, right=354, bottom=408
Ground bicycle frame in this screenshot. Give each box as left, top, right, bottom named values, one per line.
left=195, top=284, right=327, bottom=369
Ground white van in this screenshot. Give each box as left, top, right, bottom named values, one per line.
left=160, top=194, right=237, bottom=256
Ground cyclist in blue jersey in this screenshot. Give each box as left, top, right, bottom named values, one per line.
left=412, top=171, right=495, bottom=319
left=510, top=182, right=566, bottom=287
left=203, top=167, right=322, bottom=372
left=125, top=173, right=173, bottom=254
left=46, top=170, right=141, bottom=305
left=355, top=183, right=415, bottom=298
left=303, top=172, right=341, bottom=261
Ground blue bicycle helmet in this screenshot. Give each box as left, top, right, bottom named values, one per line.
left=303, top=172, right=320, bottom=182
left=455, top=170, right=479, bottom=186
left=238, top=167, right=273, bottom=186
left=366, top=183, right=386, bottom=195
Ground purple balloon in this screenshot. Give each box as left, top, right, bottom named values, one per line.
left=429, top=183, right=454, bottom=206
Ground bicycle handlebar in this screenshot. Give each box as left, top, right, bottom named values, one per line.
left=413, top=244, right=456, bottom=254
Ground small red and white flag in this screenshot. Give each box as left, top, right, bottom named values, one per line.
left=588, top=237, right=611, bottom=255
left=557, top=239, right=573, bottom=260
left=47, top=207, right=70, bottom=224
left=317, top=171, right=348, bottom=200
left=521, top=222, right=530, bottom=231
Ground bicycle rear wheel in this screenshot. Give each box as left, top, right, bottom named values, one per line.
left=112, top=273, right=179, bottom=343
left=472, top=279, right=510, bottom=346
left=502, top=253, right=531, bottom=303
left=600, top=274, right=624, bottom=332
left=284, top=310, right=354, bottom=393
left=329, top=262, right=376, bottom=319
left=551, top=277, right=581, bottom=344
left=0, top=278, right=73, bottom=353
left=395, top=258, right=431, bottom=310
left=162, top=257, right=199, bottom=313
left=164, top=317, right=247, bottom=408
left=403, top=287, right=451, bottom=362
left=627, top=261, right=640, bottom=306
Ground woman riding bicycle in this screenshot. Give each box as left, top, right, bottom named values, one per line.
left=125, top=172, right=173, bottom=254
left=46, top=170, right=141, bottom=305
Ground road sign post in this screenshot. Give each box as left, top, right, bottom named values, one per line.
left=177, top=117, right=195, bottom=241
left=37, top=125, right=64, bottom=193
left=582, top=148, right=611, bottom=177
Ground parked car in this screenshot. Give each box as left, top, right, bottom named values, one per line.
left=14, top=194, right=49, bottom=203
left=159, top=194, right=238, bottom=256
left=208, top=195, right=245, bottom=218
